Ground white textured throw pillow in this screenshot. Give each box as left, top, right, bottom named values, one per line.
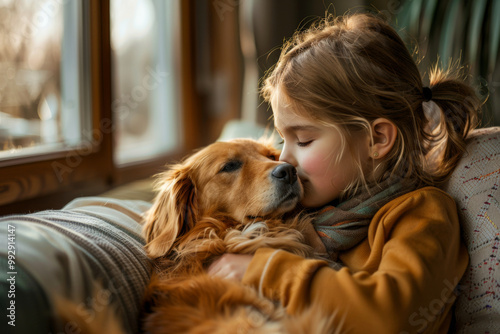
left=443, top=127, right=500, bottom=333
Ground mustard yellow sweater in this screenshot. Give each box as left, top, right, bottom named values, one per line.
left=242, top=187, right=468, bottom=334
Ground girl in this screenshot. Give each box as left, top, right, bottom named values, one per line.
left=208, top=12, right=481, bottom=333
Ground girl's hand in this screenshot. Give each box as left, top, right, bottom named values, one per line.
left=207, top=253, right=253, bottom=282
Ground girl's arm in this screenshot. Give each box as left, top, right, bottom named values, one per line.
left=242, top=187, right=468, bottom=334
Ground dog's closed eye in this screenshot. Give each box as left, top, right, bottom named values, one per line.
left=219, top=160, right=243, bottom=173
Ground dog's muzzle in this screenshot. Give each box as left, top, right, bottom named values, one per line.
left=267, top=163, right=302, bottom=213
left=271, top=163, right=297, bottom=184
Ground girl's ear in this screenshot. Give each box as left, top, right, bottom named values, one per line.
left=143, top=166, right=198, bottom=258
left=369, top=118, right=397, bottom=159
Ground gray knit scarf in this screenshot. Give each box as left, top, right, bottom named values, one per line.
left=313, top=177, right=417, bottom=262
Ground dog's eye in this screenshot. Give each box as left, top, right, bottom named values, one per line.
left=267, top=154, right=277, bottom=161
left=219, top=160, right=242, bottom=173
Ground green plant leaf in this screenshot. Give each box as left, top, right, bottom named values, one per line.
left=394, top=0, right=414, bottom=44
left=408, top=0, right=424, bottom=38
left=420, top=0, right=439, bottom=39
left=467, top=0, right=488, bottom=67
left=439, top=0, right=462, bottom=68
left=489, top=0, right=500, bottom=73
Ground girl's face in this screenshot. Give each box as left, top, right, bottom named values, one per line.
left=273, top=95, right=369, bottom=208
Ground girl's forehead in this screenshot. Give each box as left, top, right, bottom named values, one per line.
left=272, top=91, right=302, bottom=122
left=274, top=107, right=320, bottom=133
left=270, top=87, right=292, bottom=110
left=271, top=88, right=333, bottom=132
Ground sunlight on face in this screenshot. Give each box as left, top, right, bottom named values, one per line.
left=272, top=92, right=369, bottom=208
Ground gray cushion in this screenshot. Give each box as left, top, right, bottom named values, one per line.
left=0, top=197, right=152, bottom=333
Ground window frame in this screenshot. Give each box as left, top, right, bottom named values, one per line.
left=0, top=0, right=201, bottom=215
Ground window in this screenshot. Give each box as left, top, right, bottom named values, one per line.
left=0, top=0, right=197, bottom=214
left=0, top=0, right=90, bottom=160
left=110, top=0, right=180, bottom=165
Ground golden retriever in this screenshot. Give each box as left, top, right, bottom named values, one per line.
left=141, top=138, right=338, bottom=334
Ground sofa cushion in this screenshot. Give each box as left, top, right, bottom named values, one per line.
left=0, top=197, right=152, bottom=333
left=443, top=127, right=500, bottom=333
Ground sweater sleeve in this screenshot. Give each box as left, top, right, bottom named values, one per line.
left=242, top=188, right=469, bottom=334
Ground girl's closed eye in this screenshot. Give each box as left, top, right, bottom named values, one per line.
left=297, top=140, right=313, bottom=147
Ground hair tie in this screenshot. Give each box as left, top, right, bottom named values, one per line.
left=422, top=87, right=432, bottom=102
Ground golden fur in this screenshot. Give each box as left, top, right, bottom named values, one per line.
left=142, top=138, right=338, bottom=333
left=54, top=282, right=124, bottom=334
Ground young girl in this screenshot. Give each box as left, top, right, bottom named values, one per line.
left=208, top=13, right=481, bottom=333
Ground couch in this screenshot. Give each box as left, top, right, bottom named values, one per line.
left=443, top=126, right=500, bottom=333
left=0, top=123, right=499, bottom=333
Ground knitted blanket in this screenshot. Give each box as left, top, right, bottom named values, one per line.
left=0, top=197, right=152, bottom=333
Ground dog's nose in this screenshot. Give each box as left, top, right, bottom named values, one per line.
left=271, top=163, right=297, bottom=184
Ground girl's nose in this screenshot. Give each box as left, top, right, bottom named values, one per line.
left=279, top=143, right=297, bottom=166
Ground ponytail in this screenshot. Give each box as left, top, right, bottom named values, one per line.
left=425, top=63, right=482, bottom=184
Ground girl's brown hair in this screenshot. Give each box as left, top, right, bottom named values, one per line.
left=262, top=13, right=481, bottom=194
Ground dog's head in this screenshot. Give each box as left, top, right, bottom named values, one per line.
left=143, top=138, right=303, bottom=258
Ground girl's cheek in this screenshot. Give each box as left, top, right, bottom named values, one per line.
left=300, top=153, right=328, bottom=175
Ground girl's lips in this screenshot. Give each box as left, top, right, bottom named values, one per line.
left=298, top=176, right=312, bottom=194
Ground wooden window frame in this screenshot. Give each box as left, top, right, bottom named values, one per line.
left=0, top=0, right=201, bottom=215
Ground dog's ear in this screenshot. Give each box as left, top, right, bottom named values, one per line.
left=143, top=165, right=198, bottom=258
